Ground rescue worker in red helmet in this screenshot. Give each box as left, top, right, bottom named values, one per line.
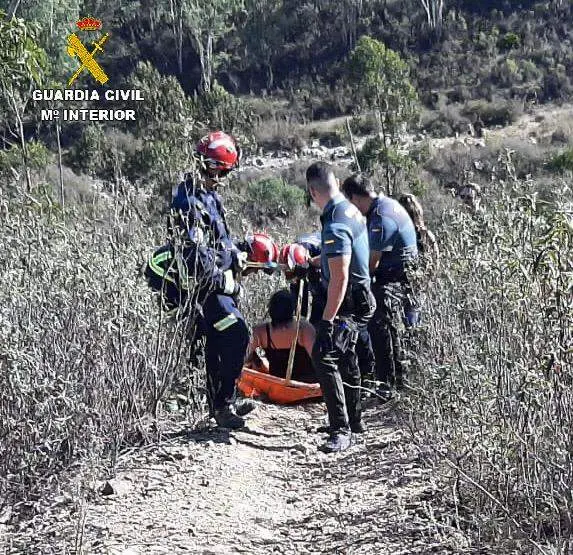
left=280, top=233, right=326, bottom=325
left=246, top=232, right=280, bottom=265
left=160, top=131, right=268, bottom=428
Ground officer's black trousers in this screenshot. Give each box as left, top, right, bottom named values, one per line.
left=356, top=323, right=375, bottom=378
left=369, top=282, right=405, bottom=388
left=312, top=325, right=361, bottom=432
left=205, top=318, right=249, bottom=411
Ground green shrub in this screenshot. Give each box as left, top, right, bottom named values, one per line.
left=410, top=176, right=573, bottom=551
left=462, top=100, right=522, bottom=127
left=0, top=140, right=50, bottom=180
left=191, top=81, right=257, bottom=148
left=498, top=32, right=521, bottom=50
left=548, top=148, right=573, bottom=173
left=309, top=128, right=343, bottom=147
left=0, top=188, right=206, bottom=508
left=65, top=124, right=123, bottom=181
left=245, top=177, right=305, bottom=221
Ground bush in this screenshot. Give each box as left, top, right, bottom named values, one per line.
left=421, top=105, right=470, bottom=138
left=410, top=177, right=573, bottom=551
left=548, top=147, right=573, bottom=173
left=309, top=128, right=343, bottom=147
left=0, top=187, right=206, bottom=508
left=65, top=125, right=129, bottom=182
left=462, top=99, right=522, bottom=127
left=244, top=177, right=306, bottom=222
left=0, top=140, right=51, bottom=181
left=498, top=32, right=521, bottom=50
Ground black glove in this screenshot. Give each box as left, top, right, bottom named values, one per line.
left=315, top=319, right=335, bottom=354
left=292, top=264, right=309, bottom=279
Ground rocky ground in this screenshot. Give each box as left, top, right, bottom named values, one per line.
left=3, top=400, right=472, bottom=555
left=240, top=102, right=573, bottom=174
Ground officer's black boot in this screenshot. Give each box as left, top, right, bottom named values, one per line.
left=321, top=431, right=352, bottom=453
left=214, top=405, right=245, bottom=429
left=233, top=398, right=258, bottom=417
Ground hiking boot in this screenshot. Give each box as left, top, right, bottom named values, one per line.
left=233, top=398, right=258, bottom=417
left=214, top=406, right=245, bottom=429
left=350, top=420, right=366, bottom=434
left=321, top=431, right=352, bottom=453
left=375, top=385, right=394, bottom=403
left=316, top=425, right=332, bottom=434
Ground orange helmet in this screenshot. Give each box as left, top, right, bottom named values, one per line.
left=246, top=233, right=279, bottom=263
left=279, top=243, right=309, bottom=269
left=196, top=131, right=240, bottom=172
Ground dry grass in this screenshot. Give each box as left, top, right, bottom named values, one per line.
left=407, top=155, right=573, bottom=552
left=0, top=183, right=206, bottom=513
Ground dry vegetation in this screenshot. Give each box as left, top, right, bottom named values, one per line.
left=1, top=113, right=573, bottom=553
left=407, top=154, right=573, bottom=553
left=0, top=183, right=206, bottom=511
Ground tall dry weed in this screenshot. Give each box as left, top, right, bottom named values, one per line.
left=0, top=184, right=204, bottom=510
left=408, top=162, right=573, bottom=552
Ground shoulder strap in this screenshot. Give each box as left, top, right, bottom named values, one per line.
left=266, top=323, right=276, bottom=349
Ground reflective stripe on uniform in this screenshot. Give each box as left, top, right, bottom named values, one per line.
left=149, top=251, right=177, bottom=284
left=213, top=313, right=238, bottom=331
left=222, top=269, right=236, bottom=295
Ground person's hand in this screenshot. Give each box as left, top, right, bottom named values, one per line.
left=292, top=264, right=309, bottom=279
left=285, top=263, right=309, bottom=281
left=232, top=250, right=249, bottom=274
left=315, top=319, right=335, bottom=354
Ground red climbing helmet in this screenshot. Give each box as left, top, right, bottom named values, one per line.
left=279, top=243, right=309, bottom=269
left=196, top=131, right=240, bottom=172
left=246, top=233, right=279, bottom=263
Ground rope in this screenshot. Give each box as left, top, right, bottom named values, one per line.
left=285, top=278, right=305, bottom=385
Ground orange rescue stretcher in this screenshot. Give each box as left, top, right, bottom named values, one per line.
left=237, top=358, right=322, bottom=405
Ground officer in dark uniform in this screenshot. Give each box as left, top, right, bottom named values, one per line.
left=341, top=174, right=418, bottom=401
left=304, top=162, right=376, bottom=453
left=147, top=131, right=253, bottom=429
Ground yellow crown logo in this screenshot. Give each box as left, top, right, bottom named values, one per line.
left=76, top=17, right=102, bottom=31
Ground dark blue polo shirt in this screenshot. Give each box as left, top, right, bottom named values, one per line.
left=320, top=194, right=370, bottom=287
left=367, top=195, right=418, bottom=275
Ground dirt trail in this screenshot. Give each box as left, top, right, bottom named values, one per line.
left=8, top=402, right=471, bottom=554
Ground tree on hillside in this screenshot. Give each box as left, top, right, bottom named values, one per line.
left=175, top=0, right=244, bottom=92
left=0, top=12, right=46, bottom=190
left=418, top=0, right=445, bottom=36
left=242, top=0, right=282, bottom=90
left=4, top=0, right=80, bottom=77
left=348, top=35, right=418, bottom=194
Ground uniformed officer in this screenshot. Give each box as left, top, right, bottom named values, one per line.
left=149, top=132, right=275, bottom=429
left=341, top=174, right=418, bottom=401
left=305, top=162, right=376, bottom=453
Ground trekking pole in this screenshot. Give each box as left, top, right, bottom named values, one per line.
left=285, top=277, right=305, bottom=385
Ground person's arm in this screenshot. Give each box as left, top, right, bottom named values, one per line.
left=369, top=211, right=396, bottom=276
left=299, top=322, right=316, bottom=357
left=245, top=325, right=263, bottom=361
left=322, top=254, right=351, bottom=322
left=310, top=255, right=321, bottom=268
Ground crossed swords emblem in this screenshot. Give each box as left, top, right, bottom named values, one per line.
left=67, top=32, right=109, bottom=86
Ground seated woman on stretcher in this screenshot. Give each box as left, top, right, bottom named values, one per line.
left=246, top=290, right=317, bottom=383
